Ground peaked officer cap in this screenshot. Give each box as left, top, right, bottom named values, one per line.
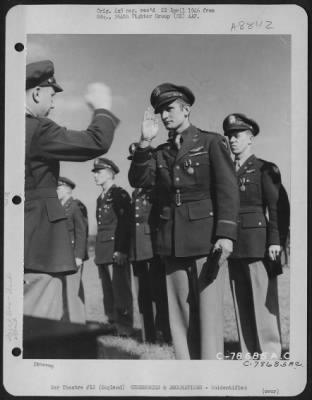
left=223, top=113, right=260, bottom=136
left=58, top=176, right=76, bottom=189
left=150, top=83, right=195, bottom=113
left=92, top=157, right=120, bottom=174
left=26, top=60, right=63, bottom=92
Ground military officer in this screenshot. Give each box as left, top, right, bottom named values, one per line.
left=24, top=59, right=118, bottom=320
left=57, top=176, right=89, bottom=323
left=223, top=113, right=290, bottom=358
left=128, top=145, right=171, bottom=344
left=128, top=83, right=240, bottom=359
left=92, top=157, right=133, bottom=336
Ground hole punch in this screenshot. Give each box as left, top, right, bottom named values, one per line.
left=12, top=347, right=22, bottom=357
left=12, top=195, right=22, bottom=205
left=14, top=43, right=24, bottom=52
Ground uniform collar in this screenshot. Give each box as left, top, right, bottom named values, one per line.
left=63, top=196, right=74, bottom=208
left=100, top=183, right=115, bottom=200
left=236, top=154, right=256, bottom=175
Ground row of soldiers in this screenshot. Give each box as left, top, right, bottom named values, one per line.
left=24, top=60, right=290, bottom=360
left=56, top=161, right=171, bottom=343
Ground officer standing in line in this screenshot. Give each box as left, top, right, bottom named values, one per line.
left=222, top=113, right=290, bottom=358
left=57, top=176, right=89, bottom=324
left=92, top=158, right=134, bottom=336
left=129, top=84, right=240, bottom=359
left=128, top=145, right=171, bottom=344
left=24, top=60, right=119, bottom=320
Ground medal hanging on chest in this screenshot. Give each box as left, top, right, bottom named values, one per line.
left=184, top=159, right=194, bottom=175
left=240, top=177, right=246, bottom=192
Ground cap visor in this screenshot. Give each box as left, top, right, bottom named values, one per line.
left=52, top=83, right=63, bottom=93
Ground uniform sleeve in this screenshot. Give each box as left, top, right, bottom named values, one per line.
left=128, top=146, right=156, bottom=189
left=209, top=135, right=240, bottom=240
left=112, top=188, right=132, bottom=254
left=72, top=201, right=88, bottom=259
left=35, top=109, right=119, bottom=161
left=261, top=163, right=282, bottom=245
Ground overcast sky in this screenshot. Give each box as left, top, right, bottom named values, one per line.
left=27, top=34, right=291, bottom=234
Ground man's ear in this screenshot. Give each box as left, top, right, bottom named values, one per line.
left=32, top=87, right=41, bottom=104
left=183, top=104, right=191, bottom=117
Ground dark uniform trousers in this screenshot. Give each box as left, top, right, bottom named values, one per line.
left=129, top=125, right=240, bottom=359
left=62, top=197, right=89, bottom=324
left=24, top=109, right=118, bottom=320
left=130, top=188, right=171, bottom=343
left=95, top=185, right=133, bottom=331
left=228, top=154, right=288, bottom=358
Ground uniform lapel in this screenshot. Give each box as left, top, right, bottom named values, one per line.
left=102, top=184, right=115, bottom=203
left=175, top=125, right=199, bottom=162
left=236, top=154, right=256, bottom=177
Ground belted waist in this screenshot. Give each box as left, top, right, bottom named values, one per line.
left=25, top=187, right=57, bottom=201
left=171, top=189, right=211, bottom=206
left=239, top=205, right=263, bottom=213
left=134, top=216, right=148, bottom=224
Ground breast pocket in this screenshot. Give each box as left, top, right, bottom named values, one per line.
left=243, top=175, right=261, bottom=201
left=190, top=154, right=210, bottom=183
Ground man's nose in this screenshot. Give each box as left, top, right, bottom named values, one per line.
left=161, top=110, right=168, bottom=119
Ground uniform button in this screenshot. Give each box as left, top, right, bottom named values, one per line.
left=111, top=236, right=114, bottom=240
left=136, top=199, right=139, bottom=202
left=196, top=162, right=199, bottom=166
left=176, top=165, right=180, bottom=170
left=136, top=222, right=140, bottom=227
left=135, top=214, right=139, bottom=217
left=99, top=222, right=101, bottom=225
left=136, top=206, right=139, bottom=210
left=258, top=222, right=262, bottom=226
left=209, top=212, right=213, bottom=216
left=176, top=177, right=180, bottom=181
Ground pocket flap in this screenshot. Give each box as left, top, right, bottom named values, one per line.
left=188, top=199, right=214, bottom=221
left=45, top=198, right=66, bottom=222
left=97, top=230, right=115, bottom=242
left=240, top=213, right=266, bottom=228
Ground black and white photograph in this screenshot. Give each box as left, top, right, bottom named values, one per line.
left=3, top=3, right=308, bottom=397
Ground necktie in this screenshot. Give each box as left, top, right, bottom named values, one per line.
left=235, top=159, right=241, bottom=171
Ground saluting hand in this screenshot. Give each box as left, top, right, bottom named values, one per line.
left=112, top=251, right=128, bottom=266
left=85, top=82, right=112, bottom=111
left=140, top=107, right=159, bottom=147
left=268, top=245, right=281, bottom=261
left=213, top=238, right=233, bottom=266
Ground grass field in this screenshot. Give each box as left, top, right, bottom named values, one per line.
left=83, top=248, right=290, bottom=359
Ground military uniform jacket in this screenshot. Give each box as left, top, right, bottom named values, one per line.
left=63, top=197, right=89, bottom=261
left=129, top=188, right=158, bottom=262
left=231, top=154, right=288, bottom=259
left=128, top=125, right=240, bottom=258
left=25, top=109, right=119, bottom=274
left=95, top=185, right=132, bottom=265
